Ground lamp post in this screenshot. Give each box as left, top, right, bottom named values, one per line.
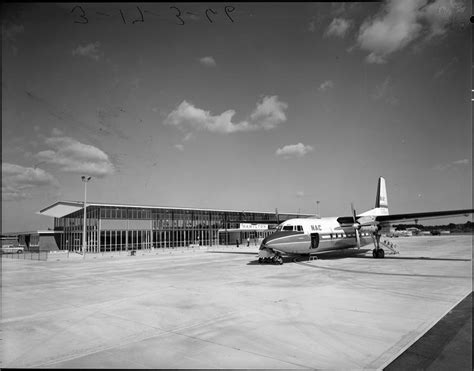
left=316, top=201, right=320, bottom=218
left=81, top=176, right=92, bottom=259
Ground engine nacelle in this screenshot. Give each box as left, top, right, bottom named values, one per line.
left=359, top=225, right=380, bottom=233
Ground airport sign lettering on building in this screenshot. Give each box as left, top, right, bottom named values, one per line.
left=239, top=223, right=268, bottom=230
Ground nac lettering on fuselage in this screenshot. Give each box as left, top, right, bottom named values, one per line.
left=310, top=225, right=322, bottom=231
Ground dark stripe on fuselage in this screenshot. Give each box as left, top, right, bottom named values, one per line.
left=262, top=231, right=304, bottom=246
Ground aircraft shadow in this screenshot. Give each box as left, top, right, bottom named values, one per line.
left=246, top=260, right=262, bottom=265
left=300, top=249, right=372, bottom=261
left=351, top=255, right=471, bottom=262
left=245, top=250, right=373, bottom=265
left=207, top=251, right=258, bottom=255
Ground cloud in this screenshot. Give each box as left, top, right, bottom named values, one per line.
left=164, top=101, right=252, bottom=133
left=356, top=0, right=465, bottom=64
left=452, top=159, right=469, bottom=165
left=275, top=143, right=314, bottom=159
left=296, top=191, right=305, bottom=198
left=249, top=96, right=288, bottom=130
left=131, top=77, right=141, bottom=90
left=174, top=144, right=184, bottom=151
left=434, top=158, right=470, bottom=171
left=2, top=162, right=59, bottom=201
left=420, top=0, right=466, bottom=40
left=433, top=56, right=458, bottom=79
left=164, top=96, right=288, bottom=134
left=318, top=80, right=334, bottom=91
left=2, top=22, right=24, bottom=42
left=1, top=22, right=24, bottom=55
left=199, top=56, right=217, bottom=67
left=51, top=127, right=64, bottom=136
left=72, top=42, right=102, bottom=61
left=372, top=76, right=398, bottom=105
left=357, top=0, right=424, bottom=64
left=325, top=18, right=351, bottom=37
left=35, top=134, right=115, bottom=177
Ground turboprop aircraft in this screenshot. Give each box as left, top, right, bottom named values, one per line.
left=258, top=177, right=473, bottom=265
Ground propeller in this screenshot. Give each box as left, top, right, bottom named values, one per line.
left=351, top=203, right=361, bottom=249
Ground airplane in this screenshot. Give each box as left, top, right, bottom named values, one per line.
left=258, top=177, right=473, bottom=265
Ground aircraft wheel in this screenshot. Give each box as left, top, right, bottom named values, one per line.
left=378, top=249, right=385, bottom=259
left=372, top=249, right=377, bottom=258
left=258, top=258, right=263, bottom=264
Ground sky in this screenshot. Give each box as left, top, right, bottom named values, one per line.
left=2, top=1, right=472, bottom=232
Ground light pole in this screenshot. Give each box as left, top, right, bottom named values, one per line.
left=316, top=201, right=320, bottom=218
left=81, top=176, right=92, bottom=259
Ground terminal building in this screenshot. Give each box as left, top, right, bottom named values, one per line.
left=33, top=201, right=312, bottom=253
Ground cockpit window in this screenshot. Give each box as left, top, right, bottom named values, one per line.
left=282, top=225, right=293, bottom=231
left=296, top=225, right=303, bottom=232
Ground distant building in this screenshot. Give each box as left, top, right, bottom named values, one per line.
left=2, top=230, right=59, bottom=252
left=35, top=201, right=310, bottom=253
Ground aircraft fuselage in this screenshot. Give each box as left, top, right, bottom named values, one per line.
left=260, top=217, right=373, bottom=256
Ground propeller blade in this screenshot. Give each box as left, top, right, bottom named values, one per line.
left=351, top=203, right=360, bottom=248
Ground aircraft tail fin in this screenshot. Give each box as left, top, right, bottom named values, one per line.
left=359, top=177, right=389, bottom=216
left=375, top=176, right=388, bottom=209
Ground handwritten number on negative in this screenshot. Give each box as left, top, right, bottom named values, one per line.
left=132, top=6, right=144, bottom=24
left=71, top=6, right=88, bottom=24
left=224, top=6, right=235, bottom=23
left=119, top=9, right=127, bottom=24
left=72, top=6, right=236, bottom=25
left=170, top=6, right=185, bottom=25
left=206, top=8, right=217, bottom=23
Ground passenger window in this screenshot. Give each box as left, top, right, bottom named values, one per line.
left=296, top=225, right=303, bottom=232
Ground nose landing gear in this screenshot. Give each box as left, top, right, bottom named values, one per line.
left=258, top=248, right=283, bottom=265
left=258, top=255, right=283, bottom=265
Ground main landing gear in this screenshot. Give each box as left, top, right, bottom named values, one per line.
left=372, top=232, right=385, bottom=259
left=372, top=248, right=385, bottom=258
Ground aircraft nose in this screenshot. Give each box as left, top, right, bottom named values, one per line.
left=262, top=233, right=280, bottom=247
left=262, top=231, right=301, bottom=249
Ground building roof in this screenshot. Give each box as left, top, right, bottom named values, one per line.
left=38, top=201, right=314, bottom=219
left=1, top=230, right=62, bottom=236
left=38, top=201, right=84, bottom=218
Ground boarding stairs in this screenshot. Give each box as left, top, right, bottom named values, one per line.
left=380, top=239, right=399, bottom=255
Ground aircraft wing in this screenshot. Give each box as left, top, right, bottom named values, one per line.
left=375, top=209, right=473, bottom=223
left=337, top=209, right=473, bottom=225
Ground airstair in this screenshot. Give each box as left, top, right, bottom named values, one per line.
left=380, top=239, right=399, bottom=254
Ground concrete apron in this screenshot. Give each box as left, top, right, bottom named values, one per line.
left=1, top=235, right=471, bottom=369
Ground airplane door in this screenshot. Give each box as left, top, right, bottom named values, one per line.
left=310, top=233, right=319, bottom=249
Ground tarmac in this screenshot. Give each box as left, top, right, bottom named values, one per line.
left=1, top=235, right=472, bottom=369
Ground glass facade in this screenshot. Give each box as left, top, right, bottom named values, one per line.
left=53, top=205, right=307, bottom=253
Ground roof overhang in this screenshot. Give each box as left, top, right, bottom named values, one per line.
left=38, top=200, right=314, bottom=219
left=38, top=201, right=84, bottom=218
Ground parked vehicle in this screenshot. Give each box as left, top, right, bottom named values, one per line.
left=1, top=245, right=25, bottom=254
